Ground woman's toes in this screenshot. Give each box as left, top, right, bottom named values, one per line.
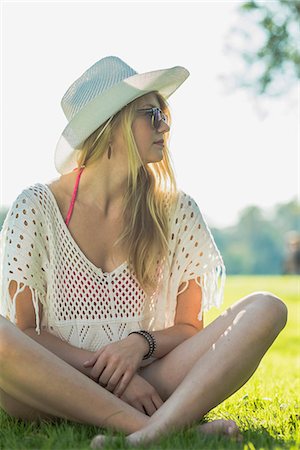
left=225, top=419, right=239, bottom=435
left=90, top=434, right=107, bottom=449
left=91, top=434, right=121, bottom=449
left=197, top=419, right=242, bottom=439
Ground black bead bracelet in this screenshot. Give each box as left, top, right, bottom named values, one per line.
left=128, top=330, right=157, bottom=360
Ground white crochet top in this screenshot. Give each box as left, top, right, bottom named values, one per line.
left=0, top=183, right=226, bottom=368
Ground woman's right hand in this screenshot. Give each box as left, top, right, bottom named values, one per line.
left=116, top=373, right=164, bottom=416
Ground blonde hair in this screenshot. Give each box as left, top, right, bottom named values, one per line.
left=76, top=91, right=180, bottom=295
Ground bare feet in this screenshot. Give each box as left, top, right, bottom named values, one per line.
left=90, top=435, right=105, bottom=448
left=90, top=419, right=243, bottom=448
left=124, top=419, right=242, bottom=447
left=197, top=419, right=243, bottom=441
left=90, top=434, right=119, bottom=449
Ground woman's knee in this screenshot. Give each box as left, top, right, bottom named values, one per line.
left=250, top=291, right=288, bottom=332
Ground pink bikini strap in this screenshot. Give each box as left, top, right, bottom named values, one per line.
left=65, top=166, right=85, bottom=227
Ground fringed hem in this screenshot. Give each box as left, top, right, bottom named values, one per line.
left=0, top=280, right=43, bottom=334
left=179, top=263, right=226, bottom=321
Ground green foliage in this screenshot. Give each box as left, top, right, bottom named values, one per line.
left=213, top=199, right=300, bottom=275
left=223, top=0, right=300, bottom=97
left=0, top=275, right=298, bottom=449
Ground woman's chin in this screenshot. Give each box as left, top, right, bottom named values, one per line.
left=143, top=148, right=164, bottom=165
left=154, top=148, right=164, bottom=160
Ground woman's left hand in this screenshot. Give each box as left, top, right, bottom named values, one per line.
left=83, top=335, right=148, bottom=397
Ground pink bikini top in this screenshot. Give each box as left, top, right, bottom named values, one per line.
left=65, top=166, right=85, bottom=227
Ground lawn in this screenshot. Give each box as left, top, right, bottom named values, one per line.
left=0, top=275, right=299, bottom=450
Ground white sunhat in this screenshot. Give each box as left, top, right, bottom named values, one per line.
left=54, top=55, right=190, bottom=175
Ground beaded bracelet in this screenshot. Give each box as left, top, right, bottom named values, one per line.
left=128, top=330, right=157, bottom=360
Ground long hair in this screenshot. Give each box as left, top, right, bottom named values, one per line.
left=76, top=91, right=180, bottom=295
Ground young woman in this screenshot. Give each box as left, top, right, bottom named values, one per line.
left=0, top=56, right=287, bottom=448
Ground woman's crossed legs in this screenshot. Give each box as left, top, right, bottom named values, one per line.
left=0, top=290, right=287, bottom=447
left=91, top=290, right=287, bottom=447
left=138, top=291, right=287, bottom=402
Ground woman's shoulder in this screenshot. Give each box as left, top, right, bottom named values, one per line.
left=171, top=189, right=202, bottom=221
left=168, top=189, right=214, bottom=247
left=11, top=182, right=56, bottom=212
left=5, top=184, right=45, bottom=214
left=1, top=180, right=63, bottom=234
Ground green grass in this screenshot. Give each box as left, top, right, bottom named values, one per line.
left=1, top=275, right=299, bottom=450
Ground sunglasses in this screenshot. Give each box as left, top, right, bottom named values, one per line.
left=136, top=107, right=169, bottom=130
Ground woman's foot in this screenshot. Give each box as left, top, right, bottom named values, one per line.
left=90, top=419, right=242, bottom=448
left=90, top=434, right=119, bottom=449
left=197, top=419, right=243, bottom=440
left=124, top=419, right=242, bottom=447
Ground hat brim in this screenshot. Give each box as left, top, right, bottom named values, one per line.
left=54, top=65, right=189, bottom=174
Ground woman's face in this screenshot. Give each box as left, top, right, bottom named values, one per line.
left=131, top=93, right=170, bottom=164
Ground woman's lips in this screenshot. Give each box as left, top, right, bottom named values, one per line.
left=154, top=141, right=164, bottom=146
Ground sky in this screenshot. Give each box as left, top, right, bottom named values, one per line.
left=1, top=1, right=299, bottom=228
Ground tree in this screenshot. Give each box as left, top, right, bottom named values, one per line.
left=212, top=199, right=300, bottom=275
left=221, top=0, right=300, bottom=98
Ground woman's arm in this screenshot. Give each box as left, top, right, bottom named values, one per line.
left=11, top=278, right=202, bottom=383
left=131, top=279, right=203, bottom=360
left=23, top=327, right=94, bottom=377
left=10, top=281, right=94, bottom=377
left=128, top=323, right=198, bottom=359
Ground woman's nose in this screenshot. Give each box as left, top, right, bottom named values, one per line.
left=157, top=119, right=170, bottom=133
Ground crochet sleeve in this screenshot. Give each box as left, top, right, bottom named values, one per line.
left=168, top=192, right=226, bottom=323
left=0, top=189, right=49, bottom=334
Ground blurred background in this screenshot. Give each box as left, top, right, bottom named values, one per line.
left=1, top=0, right=299, bottom=275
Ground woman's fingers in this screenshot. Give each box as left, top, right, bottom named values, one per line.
left=83, top=358, right=96, bottom=367
left=142, top=398, right=158, bottom=416
left=104, top=368, right=125, bottom=393
left=97, top=363, right=116, bottom=387
left=83, top=348, right=104, bottom=367
left=151, top=392, right=164, bottom=409
left=98, top=366, right=133, bottom=394
left=119, top=392, right=145, bottom=415
left=128, top=397, right=155, bottom=416
left=90, top=359, right=106, bottom=381
left=113, top=371, right=134, bottom=397
left=131, top=400, right=146, bottom=415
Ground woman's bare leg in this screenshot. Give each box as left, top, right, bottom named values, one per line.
left=137, top=291, right=283, bottom=401
left=0, top=316, right=149, bottom=433
left=122, top=292, right=288, bottom=446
